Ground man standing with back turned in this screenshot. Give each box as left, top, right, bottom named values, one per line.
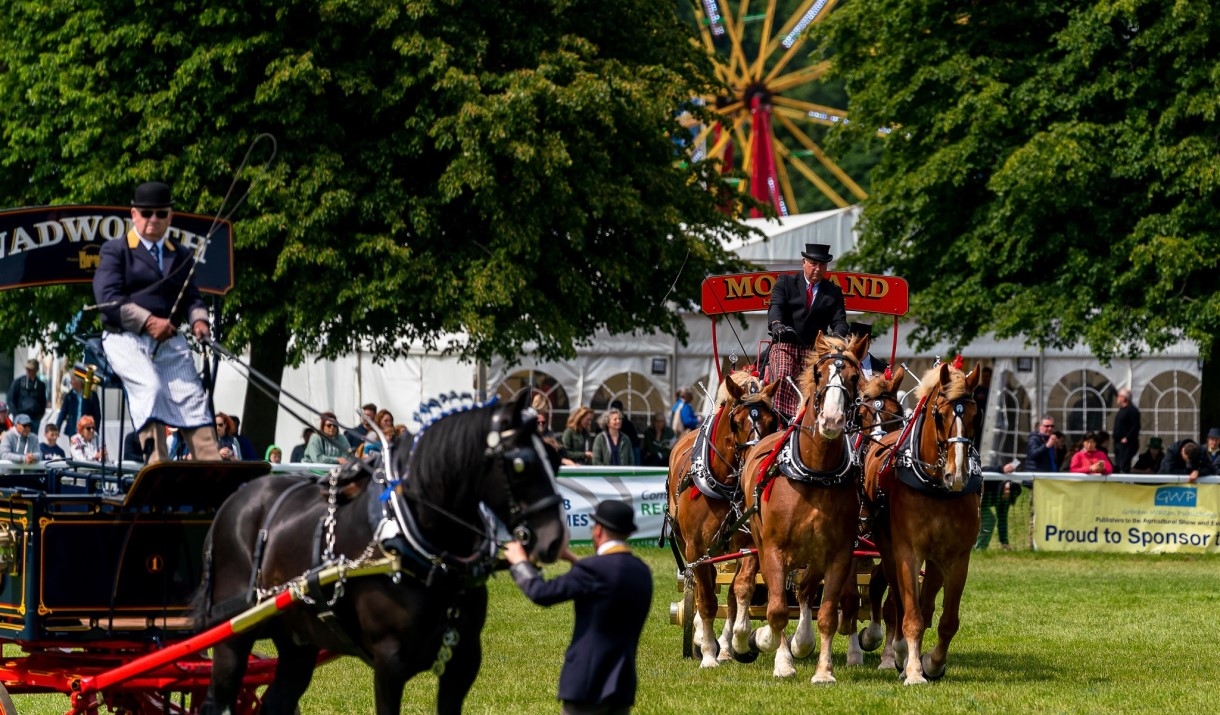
left=505, top=500, right=652, bottom=715
left=93, top=181, right=220, bottom=463
left=765, top=243, right=849, bottom=421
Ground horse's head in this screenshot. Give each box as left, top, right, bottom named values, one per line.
left=720, top=371, right=781, bottom=457
left=799, top=332, right=868, bottom=439
left=858, top=365, right=907, bottom=436
left=487, top=391, right=569, bottom=563
left=915, top=362, right=982, bottom=490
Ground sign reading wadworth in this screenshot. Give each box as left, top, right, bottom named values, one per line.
left=0, top=205, right=233, bottom=294
left=701, top=271, right=909, bottom=316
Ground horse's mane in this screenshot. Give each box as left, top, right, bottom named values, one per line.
left=398, top=397, right=496, bottom=505
left=915, top=364, right=969, bottom=401
left=715, top=370, right=763, bottom=405
left=860, top=373, right=893, bottom=401
left=797, top=334, right=862, bottom=399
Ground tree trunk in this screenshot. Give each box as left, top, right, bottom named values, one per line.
left=240, top=323, right=289, bottom=457
left=1198, top=336, right=1220, bottom=442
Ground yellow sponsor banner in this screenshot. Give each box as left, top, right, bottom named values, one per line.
left=1033, top=480, right=1220, bottom=553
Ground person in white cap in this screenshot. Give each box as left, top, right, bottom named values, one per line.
left=1, top=414, right=40, bottom=464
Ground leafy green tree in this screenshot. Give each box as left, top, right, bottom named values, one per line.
left=824, top=0, right=1220, bottom=429
left=0, top=0, right=753, bottom=448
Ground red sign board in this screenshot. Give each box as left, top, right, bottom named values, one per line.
left=701, top=271, right=909, bottom=317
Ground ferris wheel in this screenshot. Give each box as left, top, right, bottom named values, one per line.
left=682, top=0, right=868, bottom=216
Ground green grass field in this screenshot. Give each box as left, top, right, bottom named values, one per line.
left=9, top=493, right=1220, bottom=713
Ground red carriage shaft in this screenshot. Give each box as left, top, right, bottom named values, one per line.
left=70, top=557, right=397, bottom=706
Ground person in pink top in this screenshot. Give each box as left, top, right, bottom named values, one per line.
left=1069, top=431, right=1113, bottom=475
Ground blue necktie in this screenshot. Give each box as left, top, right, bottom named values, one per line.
left=149, top=243, right=162, bottom=272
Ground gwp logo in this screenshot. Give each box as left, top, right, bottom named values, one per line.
left=1154, top=486, right=1197, bottom=508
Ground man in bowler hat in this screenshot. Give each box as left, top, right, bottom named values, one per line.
left=765, top=242, right=849, bottom=419
left=505, top=500, right=653, bottom=715
left=93, top=181, right=221, bottom=463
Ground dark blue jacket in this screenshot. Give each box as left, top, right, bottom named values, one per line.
left=93, top=230, right=208, bottom=333
left=513, top=547, right=652, bottom=707
left=1025, top=432, right=1057, bottom=472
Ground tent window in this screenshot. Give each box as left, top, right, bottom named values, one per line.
left=1137, top=370, right=1200, bottom=448
left=496, top=369, right=570, bottom=429
left=590, top=372, right=665, bottom=435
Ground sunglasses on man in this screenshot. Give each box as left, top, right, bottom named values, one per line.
left=138, top=209, right=170, bottom=219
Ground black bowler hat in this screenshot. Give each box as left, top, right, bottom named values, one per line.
left=801, top=243, right=834, bottom=262
left=132, top=181, right=175, bottom=208
left=591, top=500, right=638, bottom=535
left=848, top=322, right=873, bottom=339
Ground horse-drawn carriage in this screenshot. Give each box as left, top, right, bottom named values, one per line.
left=0, top=387, right=566, bottom=715
left=666, top=269, right=986, bottom=684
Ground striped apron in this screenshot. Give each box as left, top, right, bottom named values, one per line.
left=101, top=331, right=213, bottom=431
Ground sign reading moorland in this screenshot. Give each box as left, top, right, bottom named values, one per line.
left=701, top=271, right=909, bottom=316
left=0, top=206, right=233, bottom=294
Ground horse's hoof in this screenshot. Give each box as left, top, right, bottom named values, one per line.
left=921, top=652, right=945, bottom=680
left=878, top=657, right=896, bottom=671
left=732, top=641, right=761, bottom=664
left=699, top=654, right=720, bottom=669
left=903, top=673, right=928, bottom=686
left=858, top=625, right=883, bottom=652
left=846, top=651, right=863, bottom=667
left=811, top=672, right=836, bottom=685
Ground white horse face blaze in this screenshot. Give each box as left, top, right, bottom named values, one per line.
left=818, top=365, right=847, bottom=438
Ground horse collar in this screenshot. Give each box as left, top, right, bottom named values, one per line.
left=897, top=410, right=983, bottom=497
left=688, top=408, right=737, bottom=500
left=776, top=428, right=854, bottom=486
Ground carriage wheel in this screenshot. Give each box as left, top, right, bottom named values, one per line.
left=680, top=581, right=696, bottom=659
left=0, top=683, right=16, bottom=715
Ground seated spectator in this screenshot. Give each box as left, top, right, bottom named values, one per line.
left=69, top=415, right=110, bottom=464
left=364, top=409, right=397, bottom=455
left=0, top=402, right=12, bottom=432
left=231, top=415, right=258, bottom=462
left=1159, top=438, right=1215, bottom=483
left=592, top=408, right=636, bottom=466
left=122, top=429, right=147, bottom=464
left=562, top=407, right=596, bottom=465
left=1131, top=437, right=1165, bottom=474
left=1206, top=428, right=1220, bottom=472
left=610, top=399, right=641, bottom=462
left=2, top=414, right=40, bottom=464
left=348, top=403, right=377, bottom=448
left=641, top=413, right=676, bottom=467
left=304, top=412, right=348, bottom=464
left=167, top=427, right=191, bottom=461
left=1024, top=416, right=1062, bottom=472
left=290, top=427, right=315, bottom=463
left=40, top=423, right=68, bottom=461
left=1069, top=431, right=1113, bottom=476
left=265, top=444, right=283, bottom=464
left=215, top=412, right=241, bottom=461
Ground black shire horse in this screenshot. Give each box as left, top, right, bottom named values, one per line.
left=195, top=392, right=567, bottom=714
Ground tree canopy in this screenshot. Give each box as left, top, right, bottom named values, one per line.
left=0, top=0, right=754, bottom=366
left=823, top=0, right=1220, bottom=363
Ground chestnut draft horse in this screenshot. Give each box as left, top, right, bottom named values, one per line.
left=737, top=333, right=868, bottom=683
left=666, top=371, right=780, bottom=667
left=861, top=362, right=982, bottom=684
left=837, top=366, right=907, bottom=666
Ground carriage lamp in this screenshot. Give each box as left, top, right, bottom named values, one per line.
left=0, top=522, right=17, bottom=576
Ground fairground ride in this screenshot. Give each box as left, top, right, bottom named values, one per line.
left=681, top=0, right=869, bottom=217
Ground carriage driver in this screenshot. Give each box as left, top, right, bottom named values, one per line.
left=765, top=242, right=849, bottom=421
left=92, top=181, right=221, bottom=463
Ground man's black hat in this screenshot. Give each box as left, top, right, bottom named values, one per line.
left=800, top=243, right=834, bottom=262
left=132, top=181, right=174, bottom=208
left=591, top=500, right=637, bottom=535
left=848, top=322, right=873, bottom=339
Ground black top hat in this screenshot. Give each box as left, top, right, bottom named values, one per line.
left=591, top=500, right=638, bottom=535
left=801, top=243, right=834, bottom=262
left=848, top=322, right=873, bottom=339
left=132, top=181, right=175, bottom=208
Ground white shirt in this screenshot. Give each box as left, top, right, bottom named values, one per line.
left=597, top=539, right=627, bottom=555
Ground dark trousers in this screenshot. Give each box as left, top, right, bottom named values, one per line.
left=976, top=490, right=1012, bottom=548
left=562, top=701, right=631, bottom=715
left=1114, top=444, right=1137, bottom=473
